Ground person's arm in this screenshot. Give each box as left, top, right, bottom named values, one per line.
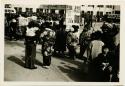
left=44, top=51, right=48, bottom=56
left=88, top=42, right=93, bottom=61
left=66, top=33, right=72, bottom=45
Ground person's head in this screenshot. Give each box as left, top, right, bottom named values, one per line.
left=102, top=46, right=109, bottom=54
left=103, top=21, right=106, bottom=24
left=92, top=31, right=102, bottom=40
left=47, top=46, right=51, bottom=52
left=19, top=14, right=22, bottom=17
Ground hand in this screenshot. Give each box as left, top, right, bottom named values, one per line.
left=102, top=62, right=109, bottom=67
left=108, top=66, right=112, bottom=72
left=102, top=62, right=109, bottom=71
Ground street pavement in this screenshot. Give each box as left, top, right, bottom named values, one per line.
left=4, top=40, right=88, bottom=82
left=4, top=22, right=103, bottom=82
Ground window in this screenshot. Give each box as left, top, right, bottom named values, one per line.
left=46, top=9, right=49, bottom=13
left=106, top=12, right=108, bottom=14
left=113, top=6, right=115, bottom=9
left=36, top=8, right=39, bottom=12
left=90, top=11, right=93, bottom=15
left=5, top=9, right=7, bottom=13
left=19, top=8, right=22, bottom=12
left=74, top=15, right=80, bottom=23
left=74, top=6, right=80, bottom=13
left=66, top=5, right=72, bottom=10
left=14, top=7, right=17, bottom=11
left=26, top=8, right=29, bottom=12
left=106, top=5, right=112, bottom=8
left=40, top=9, right=43, bottom=12
left=51, top=9, right=55, bottom=14
left=26, top=8, right=32, bottom=12
left=87, top=11, right=90, bottom=14
left=115, top=11, right=120, bottom=14
left=108, top=12, right=111, bottom=14
left=59, top=10, right=64, bottom=15
left=106, top=12, right=111, bottom=15
left=5, top=4, right=11, bottom=8
left=97, top=11, right=103, bottom=16
left=28, top=8, right=32, bottom=12
left=97, top=5, right=104, bottom=8
left=88, top=5, right=94, bottom=8
left=100, top=12, right=103, bottom=16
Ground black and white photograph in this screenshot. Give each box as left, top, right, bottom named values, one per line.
left=4, top=3, right=121, bottom=82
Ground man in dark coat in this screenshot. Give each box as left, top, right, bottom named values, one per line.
left=24, top=21, right=39, bottom=69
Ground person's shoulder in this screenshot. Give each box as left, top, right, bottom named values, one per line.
left=91, top=40, right=96, bottom=43
left=100, top=41, right=104, bottom=45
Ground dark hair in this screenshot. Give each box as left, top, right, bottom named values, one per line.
left=72, top=25, right=79, bottom=33
left=92, top=31, right=102, bottom=40
left=28, top=20, right=39, bottom=28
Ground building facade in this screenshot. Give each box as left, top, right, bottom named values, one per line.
left=81, top=5, right=120, bottom=22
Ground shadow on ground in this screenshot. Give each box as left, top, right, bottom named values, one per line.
left=21, top=56, right=43, bottom=67
left=7, top=56, right=25, bottom=67
left=57, top=62, right=89, bottom=82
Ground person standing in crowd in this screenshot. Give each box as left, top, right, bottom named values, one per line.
left=41, top=24, right=55, bottom=68
left=24, top=21, right=39, bottom=69
left=9, top=17, right=17, bottom=40
left=111, top=26, right=120, bottom=81
left=79, top=24, right=93, bottom=61
left=88, top=46, right=113, bottom=81
left=59, top=16, right=65, bottom=28
left=84, top=12, right=92, bottom=28
left=88, top=31, right=104, bottom=61
left=101, top=22, right=117, bottom=50
left=18, top=14, right=29, bottom=39
left=89, top=13, right=93, bottom=27
left=54, top=25, right=67, bottom=57
left=67, top=25, right=79, bottom=60
left=5, top=16, right=10, bottom=37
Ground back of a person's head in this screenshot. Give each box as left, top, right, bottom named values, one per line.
left=72, top=25, right=79, bottom=33
left=93, top=31, right=102, bottom=40
left=28, top=20, right=39, bottom=28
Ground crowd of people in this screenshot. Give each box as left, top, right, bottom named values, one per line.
left=5, top=13, right=120, bottom=82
